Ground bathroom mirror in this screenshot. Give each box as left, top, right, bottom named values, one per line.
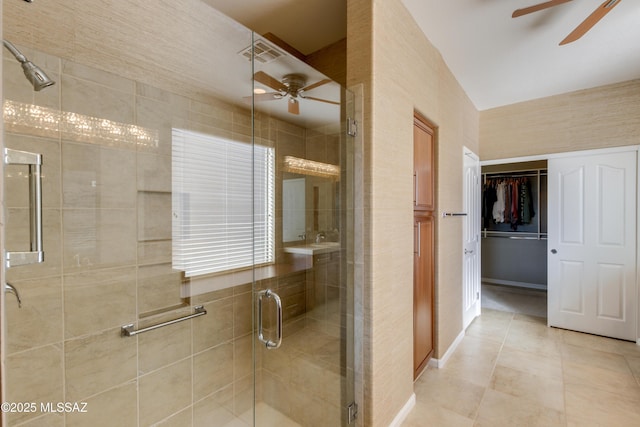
left=283, top=175, right=306, bottom=242
left=282, top=172, right=338, bottom=243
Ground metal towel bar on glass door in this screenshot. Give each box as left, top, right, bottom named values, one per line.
left=121, top=306, right=206, bottom=337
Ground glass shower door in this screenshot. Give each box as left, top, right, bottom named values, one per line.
left=251, top=38, right=356, bottom=426
left=1, top=2, right=259, bottom=426
left=2, top=2, right=355, bottom=426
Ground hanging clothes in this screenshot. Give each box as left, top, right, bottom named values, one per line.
left=482, top=175, right=536, bottom=231
left=504, top=181, right=511, bottom=223
left=520, top=178, right=535, bottom=224
left=492, top=182, right=506, bottom=223
left=483, top=183, right=497, bottom=228
left=510, top=179, right=519, bottom=230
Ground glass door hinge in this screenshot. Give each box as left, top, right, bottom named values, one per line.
left=347, top=118, right=357, bottom=137
left=347, top=401, right=358, bottom=424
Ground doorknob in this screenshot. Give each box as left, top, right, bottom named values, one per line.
left=551, top=249, right=558, bottom=254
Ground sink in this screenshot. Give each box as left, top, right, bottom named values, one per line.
left=284, top=241, right=341, bottom=255
left=310, top=242, right=340, bottom=248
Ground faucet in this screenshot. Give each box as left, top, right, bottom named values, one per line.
left=315, top=231, right=326, bottom=243
left=298, top=232, right=306, bottom=241
left=5, top=282, right=22, bottom=308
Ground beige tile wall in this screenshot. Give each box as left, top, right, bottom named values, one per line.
left=480, top=79, right=640, bottom=160
left=2, top=0, right=255, bottom=108
left=1, top=44, right=300, bottom=426
left=0, top=2, right=217, bottom=426
left=347, top=0, right=480, bottom=425
left=3, top=36, right=351, bottom=425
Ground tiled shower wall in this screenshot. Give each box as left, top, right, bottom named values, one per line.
left=2, top=45, right=313, bottom=426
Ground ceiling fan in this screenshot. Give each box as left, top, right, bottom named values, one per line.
left=512, top=0, right=622, bottom=45
left=250, top=71, right=339, bottom=115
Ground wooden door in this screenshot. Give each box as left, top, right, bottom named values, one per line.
left=413, top=113, right=435, bottom=379
left=414, top=117, right=434, bottom=211
left=548, top=150, right=637, bottom=341
left=414, top=214, right=434, bottom=375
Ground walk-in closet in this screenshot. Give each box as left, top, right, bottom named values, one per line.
left=481, top=160, right=548, bottom=314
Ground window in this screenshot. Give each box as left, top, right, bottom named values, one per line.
left=172, top=129, right=275, bottom=277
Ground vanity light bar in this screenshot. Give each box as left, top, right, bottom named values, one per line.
left=282, top=155, right=340, bottom=179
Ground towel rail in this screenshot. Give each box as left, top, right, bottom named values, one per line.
left=121, top=305, right=206, bottom=337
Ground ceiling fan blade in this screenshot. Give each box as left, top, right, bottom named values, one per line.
left=288, top=98, right=300, bottom=115
left=560, top=0, right=621, bottom=45
left=303, top=96, right=340, bottom=106
left=301, top=79, right=332, bottom=92
left=254, top=71, right=287, bottom=92
left=512, top=0, right=573, bottom=18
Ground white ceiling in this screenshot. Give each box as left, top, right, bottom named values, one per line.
left=402, top=0, right=640, bottom=110
left=206, top=0, right=640, bottom=112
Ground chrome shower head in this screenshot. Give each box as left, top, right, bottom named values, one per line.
left=3, top=39, right=55, bottom=91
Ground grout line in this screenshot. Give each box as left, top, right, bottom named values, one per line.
left=559, top=337, right=569, bottom=426
left=468, top=310, right=515, bottom=424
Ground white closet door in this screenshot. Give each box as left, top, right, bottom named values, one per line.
left=548, top=150, right=637, bottom=341
left=463, top=148, right=481, bottom=329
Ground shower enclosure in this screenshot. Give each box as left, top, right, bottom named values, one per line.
left=1, top=1, right=356, bottom=426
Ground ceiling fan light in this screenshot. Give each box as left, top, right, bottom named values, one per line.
left=253, top=88, right=266, bottom=94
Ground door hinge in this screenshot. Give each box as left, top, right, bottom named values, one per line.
left=347, top=118, right=357, bottom=137
left=477, top=291, right=480, bottom=300
left=347, top=401, right=358, bottom=424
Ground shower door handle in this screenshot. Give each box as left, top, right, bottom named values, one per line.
left=4, top=148, right=44, bottom=268
left=257, top=289, right=283, bottom=350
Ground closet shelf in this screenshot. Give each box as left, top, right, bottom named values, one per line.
left=482, top=230, right=547, bottom=240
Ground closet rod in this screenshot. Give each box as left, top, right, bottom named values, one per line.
left=482, top=235, right=548, bottom=240
left=482, top=230, right=548, bottom=240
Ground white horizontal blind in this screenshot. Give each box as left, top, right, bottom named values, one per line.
left=172, top=129, right=275, bottom=277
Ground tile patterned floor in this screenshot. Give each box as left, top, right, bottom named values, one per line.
left=481, top=283, right=547, bottom=318
left=403, top=287, right=640, bottom=426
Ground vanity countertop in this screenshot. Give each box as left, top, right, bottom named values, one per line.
left=283, top=241, right=340, bottom=255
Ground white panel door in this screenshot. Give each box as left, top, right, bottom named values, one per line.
left=463, top=148, right=481, bottom=329
left=548, top=150, right=637, bottom=340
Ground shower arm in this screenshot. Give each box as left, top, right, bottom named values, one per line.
left=3, top=40, right=28, bottom=63
left=2, top=39, right=55, bottom=91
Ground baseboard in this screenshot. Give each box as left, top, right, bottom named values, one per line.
left=482, top=278, right=547, bottom=291
left=428, top=329, right=465, bottom=369
left=388, top=393, right=416, bottom=427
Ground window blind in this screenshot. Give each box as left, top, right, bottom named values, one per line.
left=172, top=129, right=275, bottom=277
